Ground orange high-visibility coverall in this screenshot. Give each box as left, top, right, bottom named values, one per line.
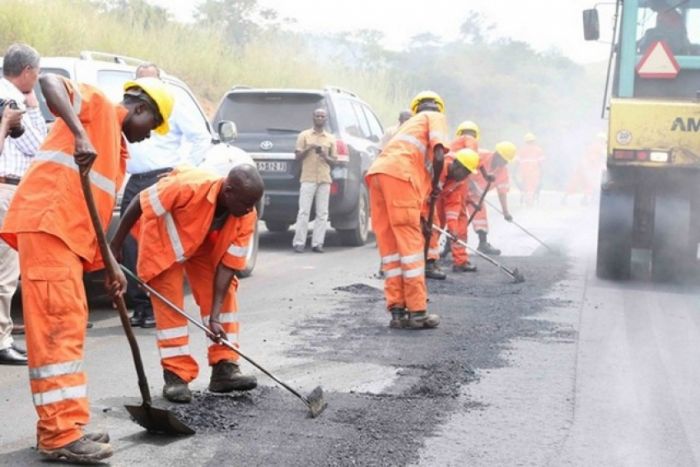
left=424, top=155, right=470, bottom=266
left=0, top=78, right=128, bottom=450
left=366, top=111, right=449, bottom=313
left=467, top=150, right=510, bottom=233
left=565, top=138, right=606, bottom=198
left=137, top=166, right=256, bottom=383
left=516, top=142, right=544, bottom=206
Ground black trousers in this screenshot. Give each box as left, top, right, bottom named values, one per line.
left=120, top=168, right=172, bottom=315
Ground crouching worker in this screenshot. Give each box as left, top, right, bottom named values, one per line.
left=425, top=148, right=480, bottom=278
left=110, top=164, right=264, bottom=403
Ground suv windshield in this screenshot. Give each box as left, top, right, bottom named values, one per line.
left=215, top=92, right=326, bottom=133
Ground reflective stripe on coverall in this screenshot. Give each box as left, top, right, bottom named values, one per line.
left=366, top=111, right=449, bottom=312
left=0, top=79, right=128, bottom=450
left=137, top=167, right=256, bottom=382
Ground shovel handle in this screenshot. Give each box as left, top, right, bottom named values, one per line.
left=466, top=179, right=491, bottom=227
left=79, top=171, right=153, bottom=406
left=120, top=266, right=313, bottom=408
left=483, top=198, right=553, bottom=252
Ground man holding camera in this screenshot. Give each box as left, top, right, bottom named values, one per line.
left=292, top=108, right=337, bottom=253
left=0, top=43, right=46, bottom=366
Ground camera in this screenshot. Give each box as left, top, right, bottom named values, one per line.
left=0, top=98, right=25, bottom=139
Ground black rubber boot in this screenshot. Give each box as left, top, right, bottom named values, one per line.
left=452, top=262, right=477, bottom=272
left=163, top=370, right=192, bottom=403
left=425, top=259, right=447, bottom=280
left=389, top=308, right=407, bottom=328
left=477, top=230, right=501, bottom=256
left=209, top=360, right=257, bottom=392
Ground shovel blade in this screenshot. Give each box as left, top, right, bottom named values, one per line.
left=306, top=386, right=328, bottom=418
left=125, top=404, right=195, bottom=435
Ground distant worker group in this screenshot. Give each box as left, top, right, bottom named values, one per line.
left=367, top=90, right=525, bottom=329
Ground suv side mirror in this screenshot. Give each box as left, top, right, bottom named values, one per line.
left=368, top=134, right=380, bottom=143
left=583, top=9, right=600, bottom=41
left=218, top=120, right=238, bottom=143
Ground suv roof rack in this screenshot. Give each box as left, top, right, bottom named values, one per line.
left=323, top=85, right=358, bottom=98
left=79, top=50, right=148, bottom=67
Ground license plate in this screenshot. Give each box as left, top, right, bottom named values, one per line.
left=256, top=161, right=288, bottom=172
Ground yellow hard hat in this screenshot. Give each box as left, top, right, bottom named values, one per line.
left=495, top=141, right=517, bottom=163
left=410, top=90, right=445, bottom=114
left=454, top=148, right=480, bottom=173
left=524, top=132, right=536, bottom=143
left=123, top=77, right=174, bottom=135
left=456, top=120, right=480, bottom=140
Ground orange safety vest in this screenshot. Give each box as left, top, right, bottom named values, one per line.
left=368, top=111, right=450, bottom=199
left=0, top=77, right=128, bottom=270
left=449, top=134, right=479, bottom=154
left=473, top=150, right=510, bottom=195
left=137, top=166, right=257, bottom=282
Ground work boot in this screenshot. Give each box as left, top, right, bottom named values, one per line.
left=163, top=370, right=192, bottom=403
left=141, top=309, right=156, bottom=329
left=452, top=262, right=477, bottom=273
left=425, top=259, right=447, bottom=280
left=209, top=360, right=257, bottom=393
left=476, top=230, right=501, bottom=256
left=85, top=431, right=110, bottom=443
left=401, top=311, right=440, bottom=330
left=129, top=308, right=143, bottom=327
left=39, top=435, right=113, bottom=464
left=388, top=308, right=407, bottom=329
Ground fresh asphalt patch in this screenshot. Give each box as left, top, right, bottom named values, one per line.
left=160, top=253, right=573, bottom=466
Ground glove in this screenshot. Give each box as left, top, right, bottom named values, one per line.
left=504, top=213, right=513, bottom=222
left=485, top=173, right=496, bottom=183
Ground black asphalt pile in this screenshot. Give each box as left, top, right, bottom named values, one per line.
left=156, top=254, right=573, bottom=466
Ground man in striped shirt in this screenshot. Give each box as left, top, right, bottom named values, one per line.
left=0, top=43, right=46, bottom=366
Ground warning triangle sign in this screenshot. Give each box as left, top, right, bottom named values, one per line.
left=636, top=41, right=680, bottom=79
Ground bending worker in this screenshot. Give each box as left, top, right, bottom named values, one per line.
left=366, top=90, right=448, bottom=330
left=110, top=164, right=263, bottom=403
left=467, top=141, right=517, bottom=256
left=425, top=148, right=480, bottom=277
left=0, top=74, right=173, bottom=463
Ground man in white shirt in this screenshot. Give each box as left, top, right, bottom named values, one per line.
left=0, top=43, right=47, bottom=365
left=122, top=63, right=211, bottom=327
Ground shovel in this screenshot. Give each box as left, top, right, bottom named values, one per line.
left=79, top=170, right=194, bottom=435
left=432, top=224, right=525, bottom=283
left=121, top=265, right=328, bottom=419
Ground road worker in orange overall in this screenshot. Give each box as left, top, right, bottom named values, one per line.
left=466, top=141, right=518, bottom=256
left=110, top=164, right=264, bottom=403
left=0, top=74, right=173, bottom=463
left=563, top=132, right=606, bottom=205
left=516, top=132, right=545, bottom=206
left=366, top=91, right=449, bottom=330
left=424, top=148, right=480, bottom=277
left=433, top=120, right=482, bottom=270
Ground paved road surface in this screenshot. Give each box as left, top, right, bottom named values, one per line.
left=1, top=191, right=699, bottom=465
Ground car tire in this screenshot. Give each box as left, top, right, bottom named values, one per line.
left=265, top=220, right=291, bottom=233
left=237, top=221, right=260, bottom=278
left=338, top=184, right=370, bottom=247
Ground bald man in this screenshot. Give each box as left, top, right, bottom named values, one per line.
left=110, top=164, right=264, bottom=402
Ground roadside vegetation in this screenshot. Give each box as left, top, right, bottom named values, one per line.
left=0, top=0, right=605, bottom=188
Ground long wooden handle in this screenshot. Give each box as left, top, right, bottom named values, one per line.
left=79, top=171, right=152, bottom=406
left=466, top=179, right=492, bottom=226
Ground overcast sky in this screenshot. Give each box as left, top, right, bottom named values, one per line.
left=148, top=0, right=612, bottom=64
